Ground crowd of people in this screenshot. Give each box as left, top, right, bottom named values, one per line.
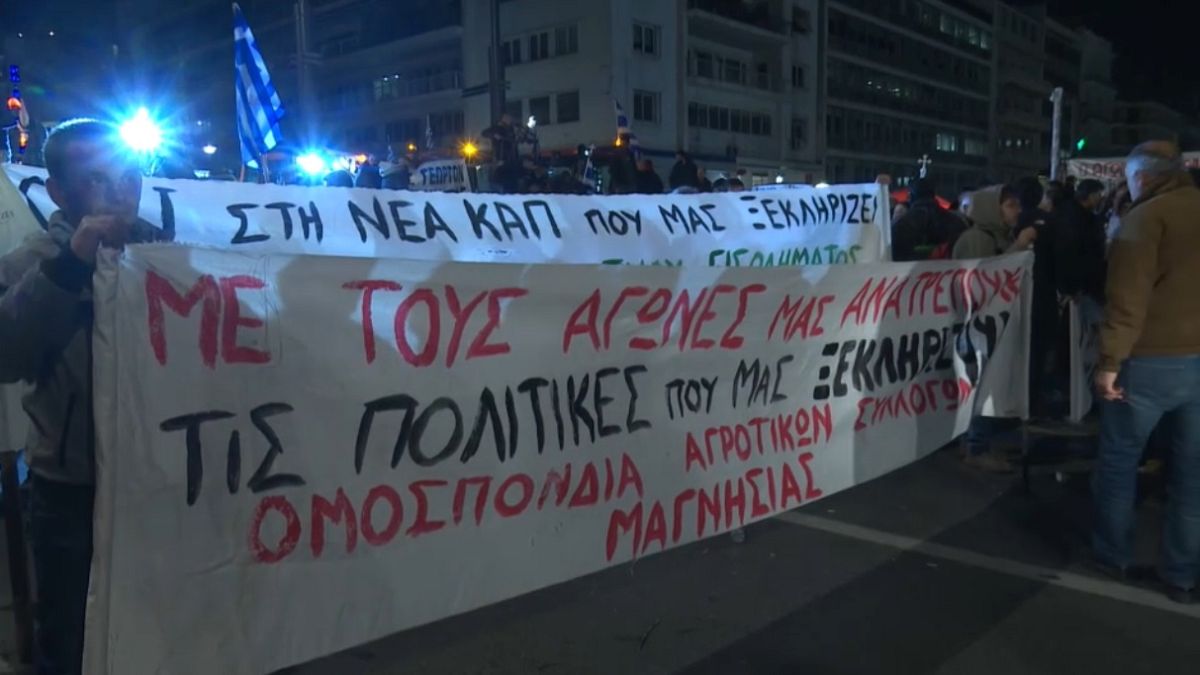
left=894, top=142, right=1200, bottom=604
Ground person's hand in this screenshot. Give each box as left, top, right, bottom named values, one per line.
left=1095, top=370, right=1124, bottom=401
left=1015, top=226, right=1038, bottom=249
left=69, top=215, right=134, bottom=266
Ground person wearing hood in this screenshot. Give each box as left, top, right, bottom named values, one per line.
left=669, top=151, right=700, bottom=191
left=953, top=183, right=1035, bottom=473
left=0, top=119, right=172, bottom=672
left=1093, top=142, right=1200, bottom=603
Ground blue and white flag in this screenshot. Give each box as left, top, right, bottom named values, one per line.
left=425, top=115, right=435, bottom=150
left=234, top=3, right=285, bottom=167
left=614, top=99, right=639, bottom=157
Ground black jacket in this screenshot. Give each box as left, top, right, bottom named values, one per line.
left=891, top=199, right=965, bottom=261
left=668, top=160, right=699, bottom=190
left=1054, top=200, right=1107, bottom=301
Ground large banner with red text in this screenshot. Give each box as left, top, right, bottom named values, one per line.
left=87, top=246, right=1030, bottom=675
left=4, top=164, right=889, bottom=265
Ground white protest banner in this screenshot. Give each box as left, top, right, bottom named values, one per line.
left=410, top=158, right=471, bottom=192
left=1066, top=153, right=1200, bottom=187
left=1068, top=300, right=1101, bottom=422
left=88, top=246, right=1030, bottom=674
left=4, top=165, right=890, bottom=264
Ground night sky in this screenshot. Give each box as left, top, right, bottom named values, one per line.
left=1047, top=0, right=1199, bottom=114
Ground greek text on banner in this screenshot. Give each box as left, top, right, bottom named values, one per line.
left=4, top=165, right=890, bottom=264
left=87, top=246, right=1030, bottom=674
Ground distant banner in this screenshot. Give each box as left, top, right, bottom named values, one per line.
left=410, top=158, right=471, bottom=192
left=4, top=165, right=890, bottom=264
left=1066, top=153, right=1200, bottom=186
left=87, top=246, right=1030, bottom=674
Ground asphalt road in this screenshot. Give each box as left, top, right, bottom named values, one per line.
left=291, top=445, right=1200, bottom=675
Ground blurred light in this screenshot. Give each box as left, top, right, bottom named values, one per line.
left=296, top=152, right=327, bottom=177
left=1075, top=137, right=1087, bottom=152
left=16, top=33, right=22, bottom=38
left=202, top=144, right=217, bottom=155
left=193, top=169, right=211, bottom=179
left=815, top=182, right=830, bottom=189
left=775, top=174, right=784, bottom=184
left=354, top=153, right=367, bottom=164
left=48, top=30, right=55, bottom=37
left=405, top=142, right=417, bottom=153
left=119, top=107, right=164, bottom=153
left=614, top=136, right=623, bottom=147
left=6, top=97, right=22, bottom=112
left=461, top=140, right=478, bottom=159
left=527, top=115, right=537, bottom=129
left=331, top=157, right=352, bottom=171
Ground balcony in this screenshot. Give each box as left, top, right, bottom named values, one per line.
left=687, top=53, right=782, bottom=94
left=688, top=0, right=787, bottom=48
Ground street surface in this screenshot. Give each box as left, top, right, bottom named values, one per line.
left=4, top=443, right=1198, bottom=674
left=292, top=444, right=1200, bottom=675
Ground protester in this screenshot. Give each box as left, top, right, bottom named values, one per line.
left=1103, top=181, right=1132, bottom=244
left=711, top=177, right=729, bottom=192
left=953, top=183, right=1035, bottom=472
left=380, top=149, right=411, bottom=190
left=482, top=113, right=521, bottom=194
left=696, top=166, right=713, bottom=192
left=355, top=155, right=381, bottom=189
left=1054, top=178, right=1107, bottom=305
left=1092, top=141, right=1200, bottom=603
left=606, top=135, right=639, bottom=195
left=635, top=158, right=665, bottom=194
left=669, top=151, right=700, bottom=191
left=728, top=176, right=746, bottom=192
left=891, top=177, right=965, bottom=261
left=0, top=119, right=171, bottom=673
left=1014, top=176, right=1065, bottom=418
left=1190, top=167, right=1200, bottom=188
left=324, top=169, right=354, bottom=187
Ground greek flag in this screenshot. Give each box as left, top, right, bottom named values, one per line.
left=614, top=99, right=639, bottom=157
left=234, top=3, right=284, bottom=167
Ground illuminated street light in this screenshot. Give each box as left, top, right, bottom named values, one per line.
left=461, top=140, right=479, bottom=160
left=118, top=107, right=164, bottom=154
left=406, top=142, right=417, bottom=153
left=202, top=144, right=217, bottom=155
left=296, top=152, right=327, bottom=177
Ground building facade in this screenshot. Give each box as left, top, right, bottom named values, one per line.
left=823, top=0, right=993, bottom=193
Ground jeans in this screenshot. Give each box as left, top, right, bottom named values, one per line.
left=1093, top=356, right=1200, bottom=588
left=30, top=476, right=94, bottom=675
left=964, top=417, right=1019, bottom=456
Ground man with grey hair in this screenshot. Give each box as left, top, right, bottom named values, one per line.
left=1093, top=141, right=1200, bottom=603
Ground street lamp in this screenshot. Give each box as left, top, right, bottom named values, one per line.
left=460, top=140, right=479, bottom=161
left=118, top=107, right=164, bottom=154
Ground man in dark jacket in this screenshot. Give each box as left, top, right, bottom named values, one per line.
left=668, top=151, right=699, bottom=191
left=0, top=119, right=170, bottom=672
left=891, top=177, right=965, bottom=261
left=635, top=159, right=665, bottom=194
left=1054, top=178, right=1107, bottom=302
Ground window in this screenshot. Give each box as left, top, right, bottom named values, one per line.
left=687, top=102, right=771, bottom=136
left=502, top=39, right=522, bottom=65
left=935, top=132, right=958, bottom=152
left=792, top=7, right=811, bottom=34
left=556, top=91, right=580, bottom=123
left=694, top=51, right=714, bottom=78
left=633, top=22, right=659, bottom=56
left=633, top=90, right=659, bottom=123
left=792, top=64, right=806, bottom=89
left=528, top=32, right=550, bottom=61
left=554, top=25, right=578, bottom=56
left=792, top=117, right=811, bottom=150
left=504, top=99, right=523, bottom=121
left=964, top=138, right=988, bottom=156
left=528, top=96, right=551, bottom=125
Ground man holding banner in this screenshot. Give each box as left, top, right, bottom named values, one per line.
left=0, top=119, right=168, bottom=672
left=1093, top=142, right=1200, bottom=603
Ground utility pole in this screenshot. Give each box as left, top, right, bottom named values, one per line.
left=1049, top=86, right=1063, bottom=180
left=488, top=0, right=506, bottom=124
left=294, top=0, right=316, bottom=134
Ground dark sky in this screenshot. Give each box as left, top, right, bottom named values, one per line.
left=1047, top=0, right=1199, bottom=114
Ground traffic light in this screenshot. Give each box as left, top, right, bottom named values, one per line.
left=1075, top=137, right=1087, bottom=152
